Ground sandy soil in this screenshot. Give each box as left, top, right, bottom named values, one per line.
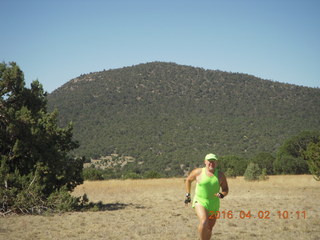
left=1, top=175, right=319, bottom=240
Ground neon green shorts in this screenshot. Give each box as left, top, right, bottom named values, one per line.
left=192, top=196, right=220, bottom=212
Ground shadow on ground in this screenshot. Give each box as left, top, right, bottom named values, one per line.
left=82, top=201, right=146, bottom=211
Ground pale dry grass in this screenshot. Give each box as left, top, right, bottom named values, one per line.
left=1, top=175, right=319, bottom=240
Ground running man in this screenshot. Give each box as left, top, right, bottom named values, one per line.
left=185, top=153, right=229, bottom=240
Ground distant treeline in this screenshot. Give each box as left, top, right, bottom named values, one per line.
left=83, top=130, right=320, bottom=181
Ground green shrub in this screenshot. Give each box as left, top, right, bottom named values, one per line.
left=244, top=162, right=261, bottom=181
left=219, top=156, right=249, bottom=176
left=83, top=168, right=104, bottom=181
left=251, top=152, right=275, bottom=174
left=259, top=168, right=269, bottom=181
left=47, top=186, right=81, bottom=212
left=304, top=141, right=320, bottom=181
left=225, top=168, right=237, bottom=178
left=122, top=171, right=142, bottom=179
left=143, top=170, right=162, bottom=179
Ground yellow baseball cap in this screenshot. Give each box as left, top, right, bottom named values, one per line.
left=205, top=153, right=218, bottom=161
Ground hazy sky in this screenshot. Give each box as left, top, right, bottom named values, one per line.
left=1, top=0, right=320, bottom=93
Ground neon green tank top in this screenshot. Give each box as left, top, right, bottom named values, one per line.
left=195, top=168, right=220, bottom=200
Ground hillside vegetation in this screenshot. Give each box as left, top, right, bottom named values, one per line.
left=47, top=62, right=320, bottom=176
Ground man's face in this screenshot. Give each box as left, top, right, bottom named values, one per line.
left=205, top=159, right=218, bottom=170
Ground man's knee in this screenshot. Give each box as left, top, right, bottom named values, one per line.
left=200, top=219, right=216, bottom=231
left=199, top=219, right=210, bottom=230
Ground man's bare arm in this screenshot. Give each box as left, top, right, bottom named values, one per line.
left=184, top=168, right=201, bottom=205
left=185, top=168, right=201, bottom=194
left=218, top=172, right=229, bottom=197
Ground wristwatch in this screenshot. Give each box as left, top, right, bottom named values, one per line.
left=218, top=192, right=224, bottom=198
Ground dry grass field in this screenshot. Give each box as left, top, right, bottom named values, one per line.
left=1, top=175, right=319, bottom=240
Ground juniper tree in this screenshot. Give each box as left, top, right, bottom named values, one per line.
left=273, top=131, right=320, bottom=174
left=0, top=62, right=84, bottom=213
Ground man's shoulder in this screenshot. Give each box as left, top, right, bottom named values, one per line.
left=186, top=168, right=202, bottom=179
left=192, top=168, right=203, bottom=176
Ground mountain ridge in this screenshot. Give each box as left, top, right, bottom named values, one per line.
left=47, top=62, right=320, bottom=176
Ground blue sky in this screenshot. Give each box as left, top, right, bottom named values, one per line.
left=1, top=0, right=320, bottom=93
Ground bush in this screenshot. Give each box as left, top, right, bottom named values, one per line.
left=102, top=169, right=121, bottom=180
left=244, top=162, right=261, bottom=181
left=122, top=171, right=142, bottom=179
left=273, top=155, right=308, bottom=174
left=274, top=131, right=320, bottom=174
left=83, top=168, right=104, bottom=181
left=47, top=186, right=81, bottom=212
left=219, top=156, right=249, bottom=176
left=251, top=152, right=275, bottom=175
left=143, top=170, right=162, bottom=179
left=303, top=141, right=320, bottom=181
left=225, top=168, right=237, bottom=178
left=259, top=168, right=269, bottom=181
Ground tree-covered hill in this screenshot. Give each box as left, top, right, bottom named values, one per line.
left=47, top=62, right=320, bottom=176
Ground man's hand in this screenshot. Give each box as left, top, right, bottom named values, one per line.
left=184, top=193, right=191, bottom=205
left=215, top=192, right=225, bottom=199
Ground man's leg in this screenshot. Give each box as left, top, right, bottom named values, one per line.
left=194, top=203, right=217, bottom=240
